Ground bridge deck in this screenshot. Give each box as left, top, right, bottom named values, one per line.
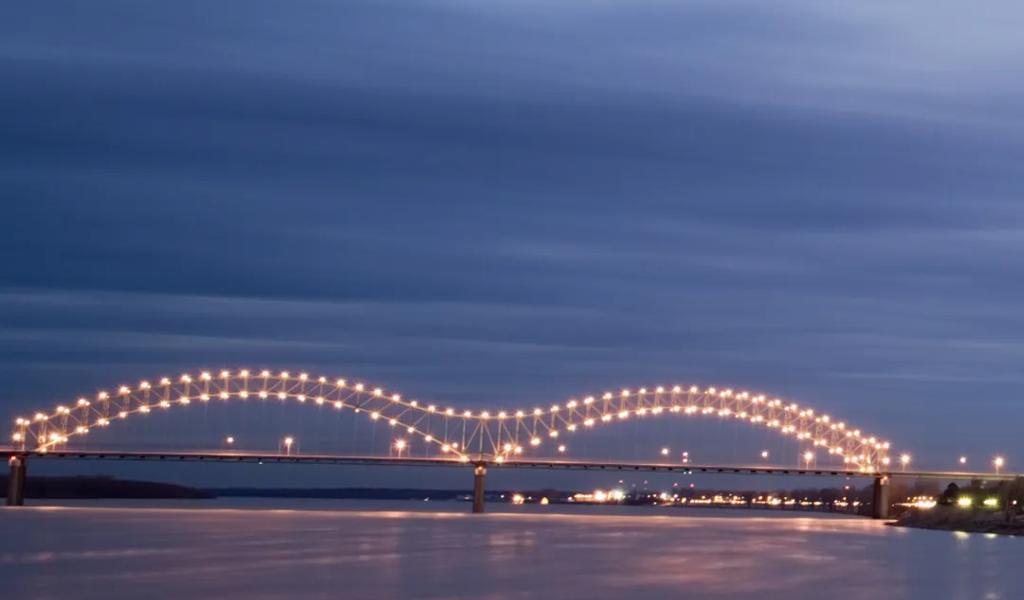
left=3, top=448, right=1016, bottom=480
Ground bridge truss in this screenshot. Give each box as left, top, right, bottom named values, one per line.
left=9, top=369, right=893, bottom=471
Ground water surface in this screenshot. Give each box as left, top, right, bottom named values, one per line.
left=1, top=500, right=1018, bottom=599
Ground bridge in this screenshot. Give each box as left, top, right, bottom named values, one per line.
left=3, top=368, right=1015, bottom=517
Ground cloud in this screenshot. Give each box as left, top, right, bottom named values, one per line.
left=2, top=0, right=1024, bottom=467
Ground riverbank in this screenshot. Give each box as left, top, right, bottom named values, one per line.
left=0, top=475, right=212, bottom=499
left=893, top=506, right=1024, bottom=536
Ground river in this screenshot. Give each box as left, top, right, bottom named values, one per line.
left=0, top=500, right=1019, bottom=599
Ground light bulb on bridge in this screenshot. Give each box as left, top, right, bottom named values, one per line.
left=900, top=454, right=911, bottom=471
left=760, top=450, right=769, bottom=460
left=393, top=439, right=408, bottom=458
left=994, top=456, right=1005, bottom=473
left=959, top=456, right=967, bottom=465
left=225, top=436, right=234, bottom=445
left=661, top=447, right=670, bottom=456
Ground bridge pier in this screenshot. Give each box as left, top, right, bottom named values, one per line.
left=871, top=475, right=890, bottom=519
left=472, top=463, right=487, bottom=514
left=6, top=455, right=26, bottom=506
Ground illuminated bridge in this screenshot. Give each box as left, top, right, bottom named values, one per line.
left=2, top=368, right=1001, bottom=516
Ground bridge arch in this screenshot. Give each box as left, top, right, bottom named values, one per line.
left=8, top=369, right=892, bottom=469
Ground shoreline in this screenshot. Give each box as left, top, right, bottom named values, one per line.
left=890, top=521, right=1024, bottom=536
left=892, top=507, right=1024, bottom=536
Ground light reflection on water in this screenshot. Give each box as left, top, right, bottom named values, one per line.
left=1, top=500, right=1019, bottom=599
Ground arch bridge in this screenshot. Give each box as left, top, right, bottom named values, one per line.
left=6, top=368, right=902, bottom=515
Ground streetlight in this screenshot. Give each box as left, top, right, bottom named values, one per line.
left=900, top=454, right=911, bottom=472
left=803, top=450, right=814, bottom=468
left=760, top=450, right=769, bottom=460
left=225, top=436, right=235, bottom=446
left=994, top=456, right=1005, bottom=474
left=282, top=436, right=294, bottom=455
left=394, top=439, right=407, bottom=457
left=661, top=447, right=670, bottom=457
left=959, top=456, right=967, bottom=466
left=557, top=445, right=566, bottom=454
left=681, top=451, right=690, bottom=464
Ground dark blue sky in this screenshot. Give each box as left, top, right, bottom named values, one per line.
left=2, top=0, right=1024, bottom=484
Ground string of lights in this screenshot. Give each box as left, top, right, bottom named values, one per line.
left=10, top=369, right=892, bottom=469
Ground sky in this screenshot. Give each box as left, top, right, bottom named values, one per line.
left=2, top=0, right=1024, bottom=486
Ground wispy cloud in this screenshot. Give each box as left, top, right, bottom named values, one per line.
left=2, top=0, right=1024, bottom=459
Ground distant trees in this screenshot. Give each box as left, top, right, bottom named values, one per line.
left=1004, top=477, right=1024, bottom=521
left=889, top=478, right=940, bottom=501
left=933, top=477, right=1024, bottom=521
left=939, top=483, right=959, bottom=506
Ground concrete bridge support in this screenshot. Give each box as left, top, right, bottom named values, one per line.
left=6, top=455, right=26, bottom=506
left=472, top=463, right=487, bottom=514
left=871, top=475, right=890, bottom=519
